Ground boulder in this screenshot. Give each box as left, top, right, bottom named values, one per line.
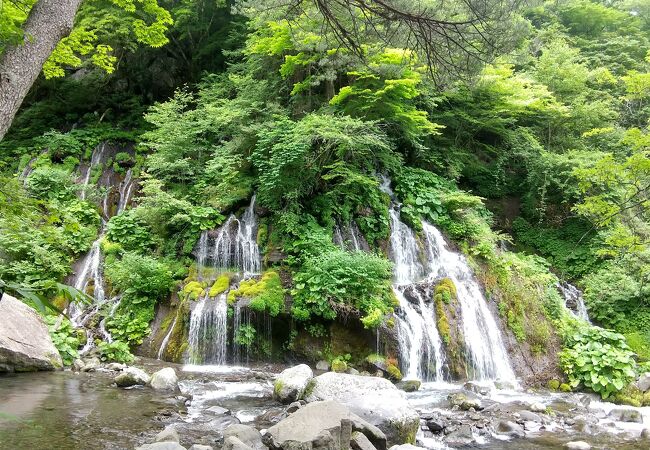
left=223, top=437, right=253, bottom=450
left=150, top=367, right=178, bottom=391
left=273, top=364, right=313, bottom=404
left=136, top=443, right=186, bottom=450
left=463, top=382, right=488, bottom=396
left=0, top=293, right=62, bottom=372
left=82, top=357, right=101, bottom=372
left=641, top=428, right=650, bottom=440
left=189, top=446, right=214, bottom=450
left=351, top=431, right=377, bottom=450
left=155, top=426, right=180, bottom=443
left=396, top=380, right=421, bottom=393
left=637, top=373, right=650, bottom=392
left=494, top=380, right=516, bottom=390
left=565, top=442, right=591, bottom=450
left=223, top=424, right=264, bottom=450
left=444, top=425, right=475, bottom=446
left=347, top=367, right=360, bottom=376
left=529, top=402, right=546, bottom=413
left=608, top=408, right=643, bottom=423
left=304, top=372, right=419, bottom=446
left=316, top=360, right=330, bottom=371
left=206, top=406, right=231, bottom=416
left=447, top=393, right=482, bottom=411
left=425, top=419, right=445, bottom=434
left=263, top=400, right=387, bottom=450
left=496, top=421, right=524, bottom=438
left=107, top=362, right=126, bottom=371
left=518, top=411, right=542, bottom=423
left=115, top=366, right=150, bottom=387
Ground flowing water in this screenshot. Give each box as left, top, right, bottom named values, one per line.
left=187, top=196, right=262, bottom=364
left=157, top=315, right=178, bottom=360
left=333, top=221, right=367, bottom=251
left=117, top=168, right=135, bottom=214
left=382, top=176, right=515, bottom=382
left=79, top=143, right=107, bottom=200
left=188, top=293, right=229, bottom=365
left=558, top=282, right=591, bottom=323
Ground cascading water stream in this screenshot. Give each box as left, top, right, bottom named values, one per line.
left=80, top=143, right=107, bottom=200
left=158, top=315, right=179, bottom=360
left=188, top=293, right=228, bottom=364
left=187, top=196, right=262, bottom=364
left=558, top=282, right=590, bottom=323
left=117, top=169, right=135, bottom=214
left=382, top=175, right=515, bottom=382
left=422, top=222, right=516, bottom=382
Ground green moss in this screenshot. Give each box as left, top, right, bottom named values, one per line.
left=435, top=278, right=457, bottom=304
left=273, top=380, right=284, bottom=397
left=331, top=359, right=348, bottom=372
left=387, top=363, right=403, bottom=381
left=614, top=384, right=643, bottom=407
left=547, top=379, right=560, bottom=390
left=209, top=274, right=231, bottom=297
left=559, top=383, right=571, bottom=392
left=366, top=353, right=386, bottom=365
left=182, top=281, right=205, bottom=301
left=227, top=270, right=285, bottom=315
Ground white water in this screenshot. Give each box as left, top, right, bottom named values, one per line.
left=70, top=232, right=106, bottom=325
left=188, top=293, right=229, bottom=365
left=158, top=315, right=178, bottom=360
left=187, top=196, right=262, bottom=364
left=422, top=222, right=516, bottom=382
left=558, top=282, right=590, bottom=323
left=117, top=168, right=135, bottom=214
left=80, top=143, right=106, bottom=200
left=333, top=221, right=366, bottom=251
left=382, top=175, right=515, bottom=382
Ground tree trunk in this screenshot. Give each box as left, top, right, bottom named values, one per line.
left=0, top=0, right=83, bottom=141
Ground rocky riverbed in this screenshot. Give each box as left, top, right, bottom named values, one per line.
left=1, top=359, right=650, bottom=450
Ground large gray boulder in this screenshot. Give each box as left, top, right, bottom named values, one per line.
left=273, top=364, right=313, bottom=404
left=263, top=401, right=387, bottom=450
left=637, top=373, right=650, bottom=392
left=0, top=293, right=62, bottom=372
left=115, top=366, right=150, bottom=387
left=150, top=367, right=178, bottom=391
left=223, top=424, right=264, bottom=450
left=304, top=372, right=419, bottom=446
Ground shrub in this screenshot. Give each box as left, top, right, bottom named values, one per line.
left=98, top=340, right=134, bottom=363
left=560, top=326, right=637, bottom=399
left=106, top=211, right=156, bottom=254
left=235, top=324, right=256, bottom=346
left=331, top=357, right=348, bottom=373
left=105, top=252, right=174, bottom=304
left=25, top=166, right=77, bottom=201
left=292, top=250, right=393, bottom=325
left=46, top=316, right=80, bottom=366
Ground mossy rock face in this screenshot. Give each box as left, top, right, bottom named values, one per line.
left=162, top=300, right=191, bottom=363
left=387, top=363, right=403, bottom=381
left=329, top=322, right=374, bottom=366
left=209, top=274, right=231, bottom=297
left=433, top=278, right=467, bottom=379
left=182, top=281, right=206, bottom=301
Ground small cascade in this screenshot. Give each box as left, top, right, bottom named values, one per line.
left=117, top=169, right=135, bottom=214
left=422, top=222, right=516, bottom=382
left=383, top=175, right=515, bottom=382
left=333, top=221, right=367, bottom=251
left=80, top=143, right=107, bottom=200
left=19, top=157, right=36, bottom=182
left=232, top=304, right=251, bottom=365
left=188, top=293, right=229, bottom=364
left=198, top=196, right=261, bottom=277
left=158, top=315, right=178, bottom=360
left=70, top=231, right=106, bottom=324
left=558, top=282, right=590, bottom=323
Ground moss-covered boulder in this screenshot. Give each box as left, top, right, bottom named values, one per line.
left=433, top=278, right=467, bottom=379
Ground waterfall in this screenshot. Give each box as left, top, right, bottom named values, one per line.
left=188, top=293, right=228, bottom=364
left=205, top=196, right=261, bottom=276
left=558, top=282, right=590, bottom=323
left=117, top=169, right=135, bottom=214
left=80, top=143, right=107, bottom=200
left=70, top=234, right=106, bottom=325
left=187, top=197, right=262, bottom=365
left=422, top=222, right=516, bottom=382
left=333, top=221, right=366, bottom=251
left=158, top=315, right=178, bottom=360
left=382, top=175, right=515, bottom=382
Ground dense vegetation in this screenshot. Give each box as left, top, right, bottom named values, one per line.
left=1, top=0, right=649, bottom=402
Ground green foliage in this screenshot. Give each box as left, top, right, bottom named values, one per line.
left=209, top=274, right=231, bottom=297
left=560, top=326, right=637, bottom=399
left=97, top=340, right=134, bottom=363
left=292, top=250, right=393, bottom=325
left=46, top=316, right=80, bottom=366
left=331, top=354, right=350, bottom=373
left=235, top=324, right=256, bottom=346
left=105, top=252, right=174, bottom=304
left=106, top=211, right=156, bottom=254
